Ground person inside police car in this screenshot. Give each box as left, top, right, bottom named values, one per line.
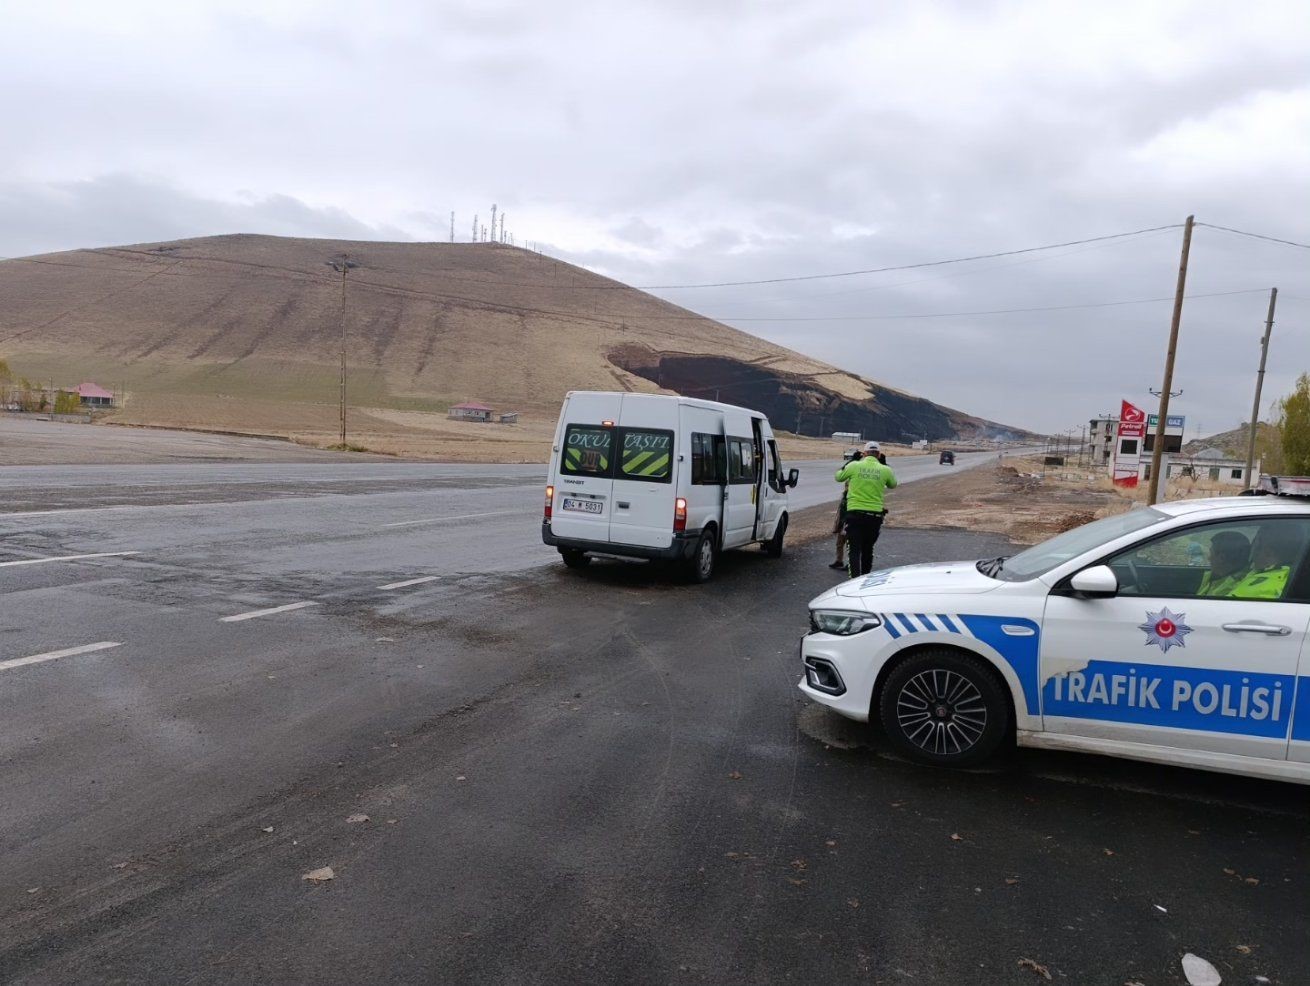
left=1230, top=530, right=1299, bottom=600
left=1198, top=530, right=1250, bottom=597
left=834, top=441, right=897, bottom=578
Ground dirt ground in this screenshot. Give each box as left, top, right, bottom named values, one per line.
left=787, top=455, right=1133, bottom=553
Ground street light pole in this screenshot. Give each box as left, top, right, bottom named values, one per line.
left=328, top=256, right=358, bottom=447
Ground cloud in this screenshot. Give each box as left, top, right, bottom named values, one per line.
left=0, top=0, right=1307, bottom=431
left=0, top=176, right=410, bottom=258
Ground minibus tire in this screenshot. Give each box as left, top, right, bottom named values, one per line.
left=686, top=532, right=715, bottom=583
left=560, top=549, right=591, bottom=569
left=877, top=649, right=1009, bottom=767
left=764, top=514, right=787, bottom=558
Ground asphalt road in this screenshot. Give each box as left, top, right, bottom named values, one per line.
left=1, top=453, right=1305, bottom=984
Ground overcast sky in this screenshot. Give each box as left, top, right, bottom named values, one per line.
left=2, top=0, right=1307, bottom=434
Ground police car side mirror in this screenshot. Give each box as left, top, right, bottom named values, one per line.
left=1069, top=565, right=1118, bottom=598
left=787, top=468, right=799, bottom=488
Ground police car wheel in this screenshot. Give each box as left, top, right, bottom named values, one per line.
left=878, top=649, right=1009, bottom=767
left=560, top=549, right=591, bottom=569
left=687, top=532, right=715, bottom=583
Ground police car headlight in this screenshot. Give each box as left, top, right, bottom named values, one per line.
left=809, top=609, right=882, bottom=636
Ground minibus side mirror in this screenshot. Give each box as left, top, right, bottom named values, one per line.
left=787, top=468, right=800, bottom=488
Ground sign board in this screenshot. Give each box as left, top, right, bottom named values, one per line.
left=1147, top=414, right=1186, bottom=429
left=1112, top=399, right=1147, bottom=487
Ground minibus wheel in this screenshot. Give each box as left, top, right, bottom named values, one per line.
left=560, top=549, right=591, bottom=569
left=686, top=531, right=715, bottom=583
left=764, top=514, right=787, bottom=558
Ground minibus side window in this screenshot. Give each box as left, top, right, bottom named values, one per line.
left=616, top=428, right=674, bottom=483
left=691, top=433, right=725, bottom=485
left=727, top=437, right=757, bottom=485
left=561, top=425, right=614, bottom=477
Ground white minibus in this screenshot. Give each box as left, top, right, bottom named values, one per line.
left=541, top=392, right=798, bottom=581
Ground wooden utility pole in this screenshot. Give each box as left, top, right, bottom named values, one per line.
left=1244, top=287, right=1278, bottom=487
left=1147, top=215, right=1194, bottom=505
left=328, top=255, right=357, bottom=446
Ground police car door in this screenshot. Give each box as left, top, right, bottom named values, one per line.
left=1039, top=516, right=1310, bottom=762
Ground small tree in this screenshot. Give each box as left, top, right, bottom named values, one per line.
left=53, top=390, right=80, bottom=414
left=1276, top=373, right=1310, bottom=474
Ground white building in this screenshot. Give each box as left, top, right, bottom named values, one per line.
left=1144, top=447, right=1259, bottom=487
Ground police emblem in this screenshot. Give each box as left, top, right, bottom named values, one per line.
left=1138, top=607, right=1192, bottom=653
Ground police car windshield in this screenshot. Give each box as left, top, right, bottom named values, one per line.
left=986, top=507, right=1168, bottom=582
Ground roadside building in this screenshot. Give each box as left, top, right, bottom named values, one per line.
left=448, top=401, right=494, bottom=422
left=1087, top=416, right=1118, bottom=464
left=1153, top=447, right=1259, bottom=487
left=76, top=382, right=115, bottom=407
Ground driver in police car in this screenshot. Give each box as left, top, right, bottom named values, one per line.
left=1197, top=530, right=1250, bottom=597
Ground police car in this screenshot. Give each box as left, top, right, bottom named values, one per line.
left=799, top=481, right=1310, bottom=784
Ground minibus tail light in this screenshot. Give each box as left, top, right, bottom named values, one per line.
left=544, top=485, right=554, bottom=521
left=674, top=497, right=687, bottom=532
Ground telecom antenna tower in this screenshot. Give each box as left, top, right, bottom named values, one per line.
left=489, top=204, right=497, bottom=245
left=472, top=214, right=478, bottom=242
left=449, top=211, right=455, bottom=243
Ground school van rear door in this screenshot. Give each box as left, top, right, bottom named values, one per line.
left=610, top=394, right=678, bottom=549
left=552, top=393, right=622, bottom=543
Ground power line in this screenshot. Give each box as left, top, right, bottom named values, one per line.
left=1194, top=222, right=1310, bottom=251
left=633, top=224, right=1185, bottom=289
left=709, top=288, right=1273, bottom=322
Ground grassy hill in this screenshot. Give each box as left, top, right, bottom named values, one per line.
left=0, top=234, right=1026, bottom=458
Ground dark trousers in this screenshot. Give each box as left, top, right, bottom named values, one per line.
left=844, top=510, right=885, bottom=577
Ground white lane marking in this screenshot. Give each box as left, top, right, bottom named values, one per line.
left=0, top=641, right=122, bottom=673
left=377, top=576, right=440, bottom=590
left=220, top=601, right=319, bottom=623
left=381, top=509, right=522, bottom=528
left=0, top=551, right=140, bottom=568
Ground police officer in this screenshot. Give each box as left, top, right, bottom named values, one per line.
left=1230, top=536, right=1294, bottom=600
left=834, top=441, right=897, bottom=577
left=1198, top=531, right=1250, bottom=597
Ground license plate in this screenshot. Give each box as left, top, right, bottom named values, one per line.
left=561, top=497, right=604, bottom=515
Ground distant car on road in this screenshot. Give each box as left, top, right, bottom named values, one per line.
left=939, top=450, right=955, bottom=465
left=800, top=489, right=1310, bottom=783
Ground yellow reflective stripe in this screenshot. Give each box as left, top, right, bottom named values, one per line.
left=632, top=454, right=670, bottom=477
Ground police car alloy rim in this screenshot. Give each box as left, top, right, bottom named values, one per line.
left=895, top=669, right=988, bottom=756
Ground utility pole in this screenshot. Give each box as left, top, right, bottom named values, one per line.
left=1147, top=215, right=1194, bottom=505
left=449, top=211, right=455, bottom=243
left=328, top=256, right=357, bottom=446
left=1244, top=287, right=1278, bottom=487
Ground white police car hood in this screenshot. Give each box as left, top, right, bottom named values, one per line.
left=829, top=561, right=1000, bottom=599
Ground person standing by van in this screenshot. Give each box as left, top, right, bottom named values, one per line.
left=829, top=450, right=861, bottom=570
left=834, top=441, right=897, bottom=577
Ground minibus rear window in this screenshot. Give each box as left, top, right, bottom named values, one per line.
left=561, top=425, right=614, bottom=476
left=617, top=429, right=673, bottom=483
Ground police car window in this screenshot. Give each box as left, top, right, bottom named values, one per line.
left=993, top=507, right=1168, bottom=581
left=617, top=428, right=673, bottom=483
left=1108, top=517, right=1310, bottom=602
left=561, top=425, right=613, bottom=477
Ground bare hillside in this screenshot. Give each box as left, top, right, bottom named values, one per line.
left=0, top=234, right=1024, bottom=457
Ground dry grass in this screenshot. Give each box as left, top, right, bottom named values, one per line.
left=0, top=234, right=1006, bottom=461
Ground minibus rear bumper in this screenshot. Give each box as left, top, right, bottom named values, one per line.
left=542, top=522, right=699, bottom=561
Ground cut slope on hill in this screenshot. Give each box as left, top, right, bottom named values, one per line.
left=0, top=234, right=1026, bottom=457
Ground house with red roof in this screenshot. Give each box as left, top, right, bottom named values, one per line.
left=448, top=401, right=493, bottom=422
left=76, top=382, right=115, bottom=407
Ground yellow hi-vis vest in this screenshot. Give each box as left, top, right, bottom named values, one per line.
left=1229, top=566, right=1291, bottom=600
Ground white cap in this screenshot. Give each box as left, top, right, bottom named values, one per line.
left=864, top=441, right=881, bottom=451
